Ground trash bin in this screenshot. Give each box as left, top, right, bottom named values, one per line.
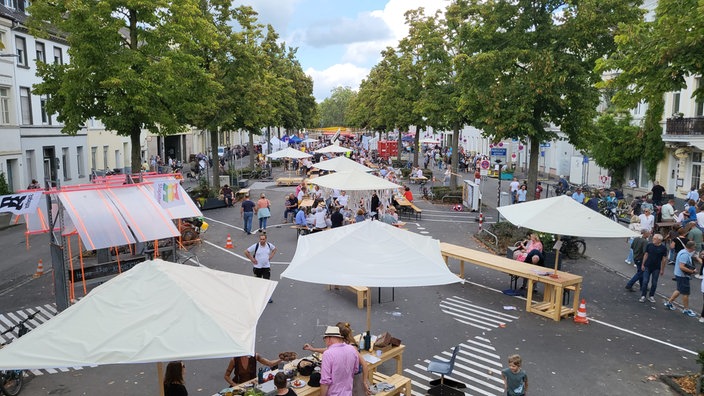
left=499, top=191, right=510, bottom=207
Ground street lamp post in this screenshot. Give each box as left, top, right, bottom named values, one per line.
left=495, top=159, right=502, bottom=222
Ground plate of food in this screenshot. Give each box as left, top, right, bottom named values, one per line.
left=291, top=379, right=306, bottom=389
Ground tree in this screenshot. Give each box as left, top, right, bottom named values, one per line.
left=452, top=0, right=642, bottom=199
left=585, top=112, right=644, bottom=185
left=28, top=0, right=221, bottom=174
left=318, top=86, right=356, bottom=128
left=596, top=0, right=699, bottom=178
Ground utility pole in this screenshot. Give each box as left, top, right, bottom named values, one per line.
left=496, top=159, right=503, bottom=222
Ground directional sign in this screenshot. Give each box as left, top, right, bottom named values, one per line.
left=480, top=160, right=491, bottom=170
left=540, top=143, right=551, bottom=148
left=490, top=147, right=507, bottom=156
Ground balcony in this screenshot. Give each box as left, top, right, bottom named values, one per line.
left=666, top=117, right=704, bottom=135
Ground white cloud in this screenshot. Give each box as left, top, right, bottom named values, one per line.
left=305, top=12, right=392, bottom=48
left=245, top=0, right=300, bottom=35
left=306, top=64, right=369, bottom=101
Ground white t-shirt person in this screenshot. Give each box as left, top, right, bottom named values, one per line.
left=245, top=236, right=276, bottom=271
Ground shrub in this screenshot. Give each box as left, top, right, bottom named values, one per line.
left=0, top=172, right=10, bottom=195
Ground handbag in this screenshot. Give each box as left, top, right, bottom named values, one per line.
left=297, top=359, right=317, bottom=376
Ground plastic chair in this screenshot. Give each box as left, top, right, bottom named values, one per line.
left=427, top=345, right=460, bottom=388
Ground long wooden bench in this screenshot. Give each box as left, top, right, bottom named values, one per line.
left=440, top=242, right=583, bottom=322
left=327, top=285, right=369, bottom=309
left=276, top=176, right=304, bottom=186
left=372, top=372, right=411, bottom=396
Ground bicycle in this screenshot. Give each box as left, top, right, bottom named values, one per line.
left=0, top=310, right=38, bottom=396
left=559, top=236, right=587, bottom=260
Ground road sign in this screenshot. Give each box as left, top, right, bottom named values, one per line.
left=480, top=169, right=489, bottom=176
left=540, top=143, right=551, bottom=148
left=480, top=160, right=490, bottom=170
left=490, top=148, right=507, bottom=156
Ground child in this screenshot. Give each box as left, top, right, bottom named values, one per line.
left=502, top=354, right=528, bottom=396
left=274, top=372, right=296, bottom=396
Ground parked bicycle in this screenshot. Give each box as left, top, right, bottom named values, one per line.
left=0, top=310, right=38, bottom=396
left=559, top=236, right=587, bottom=260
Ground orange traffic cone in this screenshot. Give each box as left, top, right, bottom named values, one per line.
left=225, top=234, right=234, bottom=249
left=574, top=298, right=589, bottom=324
left=33, top=259, right=44, bottom=278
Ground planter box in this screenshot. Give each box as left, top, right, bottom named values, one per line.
left=197, top=197, right=227, bottom=211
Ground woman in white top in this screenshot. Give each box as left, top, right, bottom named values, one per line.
left=638, top=208, right=655, bottom=232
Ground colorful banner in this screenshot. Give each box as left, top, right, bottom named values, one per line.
left=0, top=192, right=43, bottom=215
left=154, top=182, right=184, bottom=209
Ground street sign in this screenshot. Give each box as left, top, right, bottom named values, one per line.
left=490, top=148, right=507, bottom=156
left=540, top=143, right=551, bottom=148
left=480, top=160, right=490, bottom=170
left=480, top=169, right=489, bottom=176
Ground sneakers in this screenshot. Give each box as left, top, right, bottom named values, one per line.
left=695, top=274, right=703, bottom=279
left=683, top=309, right=697, bottom=317
left=638, top=296, right=645, bottom=303
left=625, top=286, right=635, bottom=292
left=699, top=317, right=704, bottom=323
left=648, top=296, right=656, bottom=303
left=664, top=301, right=675, bottom=310
left=625, top=259, right=632, bottom=265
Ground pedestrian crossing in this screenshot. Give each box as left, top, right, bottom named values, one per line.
left=403, top=296, right=519, bottom=396
left=0, top=304, right=91, bottom=376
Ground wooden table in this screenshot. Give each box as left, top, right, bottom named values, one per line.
left=410, top=176, right=428, bottom=184
left=299, top=198, right=315, bottom=209
left=655, top=221, right=679, bottom=234
left=353, top=335, right=405, bottom=383
left=440, top=242, right=583, bottom=322
left=277, top=176, right=304, bottom=186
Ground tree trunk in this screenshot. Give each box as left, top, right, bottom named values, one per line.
left=413, top=129, right=420, bottom=167
left=397, top=128, right=403, bottom=163
left=450, top=125, right=460, bottom=190
left=528, top=136, right=540, bottom=201
left=130, top=124, right=142, bottom=174
left=210, top=128, right=220, bottom=191
left=248, top=131, right=255, bottom=169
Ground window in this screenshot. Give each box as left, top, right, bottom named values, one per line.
left=35, top=42, right=45, bottom=63
left=53, top=47, right=63, bottom=65
left=76, top=146, right=85, bottom=177
left=672, top=92, right=681, bottom=115
left=4, top=0, right=17, bottom=10
left=25, top=149, right=35, bottom=181
left=19, top=87, right=32, bottom=125
left=103, top=146, right=109, bottom=169
left=61, top=147, right=70, bottom=180
left=15, top=36, right=26, bottom=66
left=40, top=96, right=51, bottom=124
left=0, top=87, right=9, bottom=124
left=692, top=152, right=702, bottom=192
left=696, top=78, right=704, bottom=117
left=91, top=146, right=97, bottom=171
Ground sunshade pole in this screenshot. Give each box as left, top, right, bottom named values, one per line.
left=366, top=295, right=371, bottom=332
left=156, top=361, right=165, bottom=396
left=114, top=247, right=122, bottom=273
left=550, top=235, right=561, bottom=278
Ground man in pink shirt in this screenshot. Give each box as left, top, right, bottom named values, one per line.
left=320, top=326, right=359, bottom=396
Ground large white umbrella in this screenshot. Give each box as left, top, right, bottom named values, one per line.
left=281, top=220, right=461, bottom=330
left=0, top=259, right=276, bottom=369
left=315, top=144, right=352, bottom=154
left=301, top=138, right=318, bottom=144
left=497, top=195, right=638, bottom=274
left=314, top=156, right=373, bottom=173
left=309, top=170, right=401, bottom=191
left=266, top=147, right=312, bottom=159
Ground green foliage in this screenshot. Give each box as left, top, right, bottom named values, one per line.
left=642, top=96, right=666, bottom=179
left=318, top=87, right=356, bottom=127
left=451, top=0, right=642, bottom=200
left=584, top=112, right=643, bottom=185
left=0, top=172, right=10, bottom=195
left=28, top=0, right=221, bottom=173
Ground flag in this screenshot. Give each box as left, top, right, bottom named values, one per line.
left=0, top=192, right=42, bottom=215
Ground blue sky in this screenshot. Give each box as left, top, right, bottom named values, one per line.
left=242, top=0, right=448, bottom=101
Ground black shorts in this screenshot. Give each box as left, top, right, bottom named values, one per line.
left=675, top=276, right=690, bottom=295
left=253, top=267, right=271, bottom=279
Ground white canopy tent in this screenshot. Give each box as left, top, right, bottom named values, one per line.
left=309, top=170, right=400, bottom=191
left=281, top=221, right=461, bottom=330
left=301, top=138, right=318, bottom=144
left=315, top=144, right=352, bottom=154
left=313, top=156, right=373, bottom=173
left=266, top=147, right=313, bottom=160
left=497, top=195, right=639, bottom=274
left=0, top=260, right=276, bottom=395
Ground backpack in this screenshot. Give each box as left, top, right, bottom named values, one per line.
left=253, top=242, right=272, bottom=256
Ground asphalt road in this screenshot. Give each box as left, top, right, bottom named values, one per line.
left=0, top=164, right=701, bottom=395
